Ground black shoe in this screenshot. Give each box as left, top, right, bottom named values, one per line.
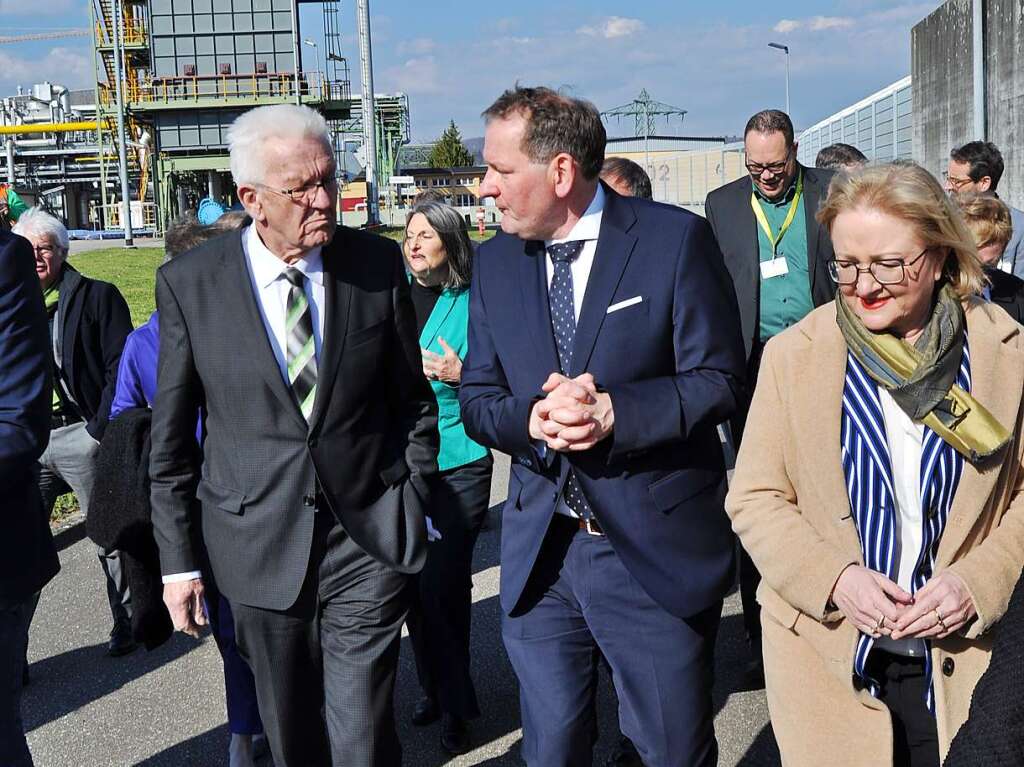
left=440, top=713, right=471, bottom=756
left=107, top=622, right=137, bottom=658
left=605, top=735, right=643, bottom=767
left=411, top=696, right=439, bottom=727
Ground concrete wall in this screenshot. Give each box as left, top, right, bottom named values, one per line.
left=985, top=0, right=1024, bottom=209
left=912, top=0, right=973, bottom=187
left=913, top=0, right=1024, bottom=209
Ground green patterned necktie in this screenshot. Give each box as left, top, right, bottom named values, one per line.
left=283, top=267, right=317, bottom=421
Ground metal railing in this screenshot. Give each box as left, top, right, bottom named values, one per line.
left=99, top=71, right=350, bottom=107
left=94, top=16, right=147, bottom=47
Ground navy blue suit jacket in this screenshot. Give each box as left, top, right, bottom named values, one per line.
left=460, top=187, right=746, bottom=619
left=0, top=231, right=58, bottom=604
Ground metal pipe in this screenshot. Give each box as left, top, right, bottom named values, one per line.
left=5, top=139, right=14, bottom=184
left=291, top=0, right=301, bottom=105
left=0, top=121, right=99, bottom=135
left=356, top=0, right=379, bottom=226
left=972, top=0, right=986, bottom=140
left=111, top=0, right=134, bottom=245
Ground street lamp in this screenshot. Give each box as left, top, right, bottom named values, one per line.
left=303, top=38, right=318, bottom=72
left=768, top=42, right=790, bottom=115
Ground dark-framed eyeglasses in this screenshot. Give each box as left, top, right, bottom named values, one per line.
left=941, top=171, right=975, bottom=191
left=827, top=249, right=930, bottom=285
left=256, top=177, right=337, bottom=205
left=746, top=148, right=793, bottom=177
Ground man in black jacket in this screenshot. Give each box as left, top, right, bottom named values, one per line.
left=13, top=208, right=134, bottom=656
left=704, top=110, right=836, bottom=679
left=0, top=229, right=58, bottom=767
left=151, top=104, right=438, bottom=767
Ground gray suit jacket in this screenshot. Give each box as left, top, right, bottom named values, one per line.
left=704, top=164, right=836, bottom=362
left=1005, top=205, right=1024, bottom=280
left=149, top=225, right=439, bottom=610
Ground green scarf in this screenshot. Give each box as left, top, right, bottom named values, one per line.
left=835, top=283, right=1009, bottom=463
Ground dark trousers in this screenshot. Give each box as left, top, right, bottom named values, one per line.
left=734, top=339, right=767, bottom=652
left=0, top=596, right=36, bottom=767
left=231, top=512, right=410, bottom=767
left=865, top=651, right=940, bottom=767
left=406, top=455, right=492, bottom=720
left=503, top=516, right=721, bottom=767
left=203, top=590, right=263, bottom=736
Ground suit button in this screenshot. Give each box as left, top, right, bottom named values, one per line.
left=308, top=437, right=318, bottom=448
left=552, top=491, right=559, bottom=501
left=303, top=494, right=316, bottom=507
left=942, top=658, right=955, bottom=677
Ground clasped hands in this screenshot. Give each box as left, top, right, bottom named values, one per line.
left=528, top=372, right=614, bottom=452
left=830, top=564, right=976, bottom=640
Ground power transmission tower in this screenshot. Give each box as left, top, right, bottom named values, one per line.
left=600, top=90, right=687, bottom=176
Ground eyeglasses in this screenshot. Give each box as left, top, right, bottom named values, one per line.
left=746, top=149, right=793, bottom=177
left=828, top=249, right=930, bottom=285
left=942, top=171, right=975, bottom=191
left=257, top=177, right=337, bottom=205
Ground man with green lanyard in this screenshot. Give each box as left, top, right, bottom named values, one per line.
left=705, top=109, right=836, bottom=683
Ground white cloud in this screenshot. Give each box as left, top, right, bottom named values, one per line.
left=774, top=15, right=854, bottom=33
left=379, top=55, right=442, bottom=96
left=578, top=16, right=645, bottom=39
left=0, top=46, right=92, bottom=92
left=809, top=16, right=854, bottom=30
left=397, top=37, right=435, bottom=56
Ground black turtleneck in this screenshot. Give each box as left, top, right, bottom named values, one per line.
left=410, top=279, right=443, bottom=337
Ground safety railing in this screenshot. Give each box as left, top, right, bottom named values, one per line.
left=100, top=71, right=350, bottom=107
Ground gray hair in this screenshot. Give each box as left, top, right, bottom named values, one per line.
left=12, top=207, right=69, bottom=252
left=227, top=104, right=331, bottom=187
left=405, top=200, right=475, bottom=290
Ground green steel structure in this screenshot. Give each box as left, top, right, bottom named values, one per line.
left=91, top=0, right=354, bottom=230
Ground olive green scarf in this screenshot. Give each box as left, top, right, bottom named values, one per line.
left=835, top=284, right=1009, bottom=463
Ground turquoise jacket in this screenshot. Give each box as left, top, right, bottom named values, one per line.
left=418, top=284, right=489, bottom=471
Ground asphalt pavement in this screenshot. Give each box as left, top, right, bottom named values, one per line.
left=24, top=453, right=780, bottom=766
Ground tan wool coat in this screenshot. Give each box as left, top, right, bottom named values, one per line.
left=725, top=298, right=1024, bottom=767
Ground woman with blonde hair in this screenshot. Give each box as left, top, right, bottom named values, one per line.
left=726, top=162, right=1024, bottom=766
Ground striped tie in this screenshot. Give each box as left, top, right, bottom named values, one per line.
left=283, top=267, right=317, bottom=421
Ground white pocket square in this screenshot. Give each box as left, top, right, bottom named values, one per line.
left=606, top=296, right=643, bottom=314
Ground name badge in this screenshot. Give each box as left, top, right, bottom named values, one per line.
left=760, top=256, right=789, bottom=279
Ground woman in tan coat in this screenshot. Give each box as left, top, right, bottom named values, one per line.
left=726, top=163, right=1024, bottom=767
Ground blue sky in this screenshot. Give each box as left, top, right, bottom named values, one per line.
left=1, top=0, right=943, bottom=142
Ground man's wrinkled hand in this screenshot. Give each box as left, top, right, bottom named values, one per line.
left=529, top=372, right=613, bottom=451
left=163, top=578, right=207, bottom=638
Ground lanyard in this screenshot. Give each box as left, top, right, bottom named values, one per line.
left=750, top=171, right=803, bottom=255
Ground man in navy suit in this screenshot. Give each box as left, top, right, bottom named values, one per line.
left=0, top=230, right=58, bottom=767
left=460, top=86, right=746, bottom=767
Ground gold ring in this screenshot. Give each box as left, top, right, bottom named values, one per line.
left=875, top=614, right=885, bottom=629
left=934, top=608, right=948, bottom=631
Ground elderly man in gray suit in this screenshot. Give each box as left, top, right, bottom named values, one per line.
left=150, top=104, right=438, bottom=767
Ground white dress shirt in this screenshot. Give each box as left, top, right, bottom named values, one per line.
left=874, top=388, right=928, bottom=657
left=544, top=183, right=605, bottom=323
left=540, top=185, right=605, bottom=519
left=163, top=225, right=327, bottom=584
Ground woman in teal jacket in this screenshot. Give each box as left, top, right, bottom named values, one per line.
left=402, top=199, right=493, bottom=755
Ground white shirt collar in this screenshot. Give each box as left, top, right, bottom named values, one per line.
left=244, top=224, right=324, bottom=289
left=546, top=184, right=605, bottom=247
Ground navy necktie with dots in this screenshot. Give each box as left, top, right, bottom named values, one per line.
left=547, top=241, right=593, bottom=520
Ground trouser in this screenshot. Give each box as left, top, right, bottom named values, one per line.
left=503, top=516, right=721, bottom=767
left=36, top=421, right=131, bottom=629
left=0, top=596, right=37, bottom=767
left=733, top=339, right=768, bottom=652
left=203, top=589, right=264, bottom=736
left=865, top=651, right=940, bottom=767
left=406, top=455, right=493, bottom=720
left=232, top=512, right=409, bottom=767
